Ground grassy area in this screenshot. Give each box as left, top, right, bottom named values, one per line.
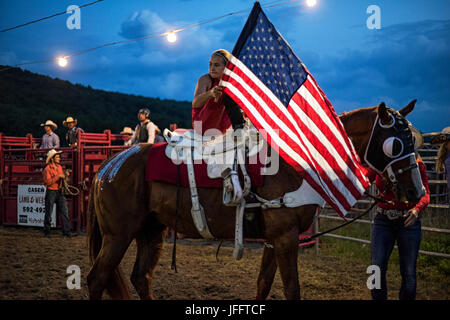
left=313, top=215, right=450, bottom=292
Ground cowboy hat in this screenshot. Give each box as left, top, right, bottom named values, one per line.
left=410, top=125, right=424, bottom=149
left=120, top=127, right=134, bottom=135
left=430, top=126, right=450, bottom=145
left=63, top=116, right=77, bottom=127
left=46, top=149, right=63, bottom=164
left=40, top=120, right=58, bottom=131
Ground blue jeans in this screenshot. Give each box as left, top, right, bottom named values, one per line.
left=44, top=189, right=71, bottom=235
left=370, top=213, right=422, bottom=300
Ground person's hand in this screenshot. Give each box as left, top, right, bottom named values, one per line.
left=210, top=86, right=223, bottom=101
left=58, top=174, right=66, bottom=179
left=403, top=209, right=419, bottom=227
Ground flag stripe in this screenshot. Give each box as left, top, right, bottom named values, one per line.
left=288, top=94, right=364, bottom=200
left=222, top=61, right=361, bottom=208
left=294, top=79, right=368, bottom=190
left=302, top=78, right=367, bottom=180
left=222, top=77, right=347, bottom=213
left=221, top=61, right=356, bottom=212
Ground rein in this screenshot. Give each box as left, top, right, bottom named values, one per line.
left=298, top=200, right=378, bottom=244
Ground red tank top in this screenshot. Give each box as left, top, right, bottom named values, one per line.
left=192, top=78, right=232, bottom=135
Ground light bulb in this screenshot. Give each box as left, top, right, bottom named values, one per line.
left=167, top=31, right=177, bottom=43
left=306, top=0, right=317, bottom=7
left=57, top=57, right=68, bottom=67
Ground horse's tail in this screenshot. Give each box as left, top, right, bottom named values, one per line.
left=87, top=185, right=101, bottom=264
left=86, top=181, right=130, bottom=299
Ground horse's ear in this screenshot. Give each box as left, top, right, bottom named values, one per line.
left=398, top=99, right=417, bottom=118
left=377, top=102, right=392, bottom=125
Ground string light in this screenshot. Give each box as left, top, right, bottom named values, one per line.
left=166, top=31, right=177, bottom=43
left=306, top=0, right=317, bottom=7
left=0, top=0, right=303, bottom=72
left=57, top=57, right=68, bottom=67
left=0, top=0, right=105, bottom=33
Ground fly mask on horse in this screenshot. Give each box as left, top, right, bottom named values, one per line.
left=363, top=101, right=425, bottom=202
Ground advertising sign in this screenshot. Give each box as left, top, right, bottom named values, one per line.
left=17, top=185, right=56, bottom=227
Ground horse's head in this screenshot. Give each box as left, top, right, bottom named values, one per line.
left=366, top=100, right=426, bottom=203
left=341, top=100, right=425, bottom=204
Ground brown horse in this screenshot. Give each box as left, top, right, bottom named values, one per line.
left=86, top=100, right=423, bottom=300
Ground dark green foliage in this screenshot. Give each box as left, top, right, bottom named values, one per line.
left=0, top=66, right=192, bottom=141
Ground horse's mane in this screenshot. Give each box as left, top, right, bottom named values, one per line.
left=339, top=106, right=377, bottom=121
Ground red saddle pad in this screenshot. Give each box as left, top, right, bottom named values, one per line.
left=145, top=142, right=265, bottom=188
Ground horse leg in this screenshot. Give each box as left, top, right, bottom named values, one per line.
left=256, top=245, right=277, bottom=300
left=131, top=219, right=168, bottom=300
left=87, top=235, right=133, bottom=300
left=273, top=230, right=301, bottom=300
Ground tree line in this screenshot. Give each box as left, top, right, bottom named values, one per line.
left=0, top=66, right=192, bottom=142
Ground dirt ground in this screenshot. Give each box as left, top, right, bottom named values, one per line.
left=0, top=226, right=448, bottom=300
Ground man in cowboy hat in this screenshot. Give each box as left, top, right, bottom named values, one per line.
left=42, top=149, right=72, bottom=237
left=120, top=126, right=134, bottom=145
left=63, top=116, right=83, bottom=147
left=39, top=120, right=60, bottom=149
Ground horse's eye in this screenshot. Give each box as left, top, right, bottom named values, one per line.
left=383, top=137, right=404, bottom=158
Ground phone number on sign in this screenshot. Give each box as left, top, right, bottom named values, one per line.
left=22, top=206, right=45, bottom=213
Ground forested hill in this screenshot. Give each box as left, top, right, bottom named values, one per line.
left=0, top=66, right=192, bottom=140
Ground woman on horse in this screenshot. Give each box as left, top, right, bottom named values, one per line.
left=192, top=49, right=244, bottom=135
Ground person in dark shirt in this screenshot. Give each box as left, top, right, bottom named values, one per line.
left=63, top=116, right=83, bottom=147
left=126, top=108, right=159, bottom=145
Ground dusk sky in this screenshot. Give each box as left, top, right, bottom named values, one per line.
left=1, top=0, right=449, bottom=133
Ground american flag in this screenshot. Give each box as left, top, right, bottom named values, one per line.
left=220, top=2, right=370, bottom=216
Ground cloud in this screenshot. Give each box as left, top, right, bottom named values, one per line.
left=308, top=19, right=450, bottom=132
left=119, top=11, right=169, bottom=39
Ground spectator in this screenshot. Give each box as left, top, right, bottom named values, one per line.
left=120, top=127, right=134, bottom=145
left=39, top=120, right=60, bottom=149
left=63, top=116, right=83, bottom=147
left=126, top=108, right=159, bottom=146
left=42, top=149, right=72, bottom=238
left=433, top=126, right=450, bottom=203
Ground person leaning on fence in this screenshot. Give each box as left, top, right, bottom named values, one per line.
left=63, top=116, right=83, bottom=148
left=39, top=120, right=60, bottom=149
left=433, top=126, right=450, bottom=203
left=366, top=154, right=430, bottom=300
left=42, top=149, right=72, bottom=238
left=120, top=126, right=134, bottom=145
left=125, top=108, right=159, bottom=146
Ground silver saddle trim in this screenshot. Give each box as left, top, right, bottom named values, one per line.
left=233, top=199, right=246, bottom=260
left=283, top=180, right=326, bottom=208
left=185, top=148, right=214, bottom=240
left=163, top=122, right=264, bottom=166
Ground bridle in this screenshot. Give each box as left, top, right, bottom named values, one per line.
left=363, top=109, right=418, bottom=187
